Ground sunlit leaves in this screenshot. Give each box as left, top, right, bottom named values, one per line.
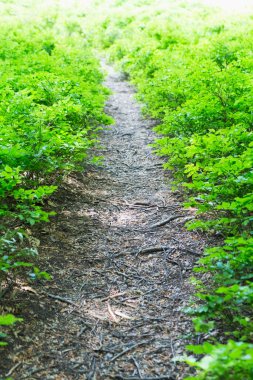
left=0, top=12, right=111, bottom=301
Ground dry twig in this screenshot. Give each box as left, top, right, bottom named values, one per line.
left=5, top=362, right=22, bottom=377
left=45, top=292, right=77, bottom=306
left=109, top=340, right=154, bottom=363
left=137, top=246, right=169, bottom=255
left=149, top=215, right=188, bottom=228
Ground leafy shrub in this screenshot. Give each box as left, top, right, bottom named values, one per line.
left=0, top=14, right=111, bottom=265
left=0, top=314, right=23, bottom=347
left=0, top=229, right=50, bottom=282
left=0, top=1, right=112, bottom=347
left=184, top=340, right=253, bottom=380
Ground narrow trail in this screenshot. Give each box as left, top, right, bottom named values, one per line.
left=2, top=64, right=206, bottom=380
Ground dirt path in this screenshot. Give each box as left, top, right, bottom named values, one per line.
left=1, top=63, right=206, bottom=380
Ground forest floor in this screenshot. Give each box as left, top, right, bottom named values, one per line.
left=1, top=63, right=209, bottom=380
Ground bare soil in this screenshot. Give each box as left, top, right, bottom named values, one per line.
left=0, top=63, right=209, bottom=380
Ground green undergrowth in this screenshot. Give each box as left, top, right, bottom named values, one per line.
left=91, top=1, right=253, bottom=378
left=0, top=0, right=112, bottom=348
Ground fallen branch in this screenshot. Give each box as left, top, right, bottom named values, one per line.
left=131, top=357, right=142, bottom=378
left=137, top=246, right=169, bottom=255
left=107, top=302, right=120, bottom=323
left=5, top=362, right=22, bottom=377
left=109, top=340, right=154, bottom=363
left=149, top=215, right=187, bottom=228
left=45, top=293, right=77, bottom=307
left=137, top=243, right=201, bottom=257
left=101, top=291, right=127, bottom=302
left=114, top=310, right=134, bottom=320
left=115, top=376, right=175, bottom=380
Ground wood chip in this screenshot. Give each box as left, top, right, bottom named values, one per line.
left=107, top=302, right=120, bottom=323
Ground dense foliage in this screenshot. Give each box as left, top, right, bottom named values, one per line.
left=0, top=2, right=111, bottom=346
left=1, top=0, right=253, bottom=377
left=91, top=1, right=253, bottom=378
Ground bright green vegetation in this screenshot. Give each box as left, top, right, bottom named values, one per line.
left=1, top=0, right=253, bottom=377
left=92, top=1, right=253, bottom=378
left=0, top=314, right=23, bottom=347
left=0, top=1, right=111, bottom=345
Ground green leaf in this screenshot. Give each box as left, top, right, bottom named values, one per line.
left=0, top=314, right=23, bottom=326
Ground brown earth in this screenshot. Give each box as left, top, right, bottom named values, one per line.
left=0, top=63, right=209, bottom=380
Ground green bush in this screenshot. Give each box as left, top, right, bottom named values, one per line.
left=0, top=17, right=111, bottom=271
left=0, top=314, right=23, bottom=347
left=0, top=1, right=112, bottom=344
left=184, top=340, right=253, bottom=380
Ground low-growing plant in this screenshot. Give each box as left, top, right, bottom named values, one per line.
left=0, top=1, right=112, bottom=352
left=0, top=229, right=51, bottom=282
left=183, top=340, right=253, bottom=380
left=0, top=314, right=23, bottom=347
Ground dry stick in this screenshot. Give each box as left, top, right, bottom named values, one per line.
left=107, top=302, right=120, bottom=323
left=131, top=356, right=142, bottom=378
left=21, top=367, right=51, bottom=379
left=109, top=340, right=154, bottom=363
left=45, top=293, right=77, bottom=307
left=137, top=246, right=170, bottom=255
left=138, top=244, right=201, bottom=257
left=133, top=201, right=151, bottom=206
left=114, top=270, right=133, bottom=279
left=6, top=362, right=22, bottom=377
left=115, top=376, right=174, bottom=380
left=136, top=247, right=180, bottom=267
left=149, top=215, right=188, bottom=229
left=101, top=291, right=127, bottom=302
